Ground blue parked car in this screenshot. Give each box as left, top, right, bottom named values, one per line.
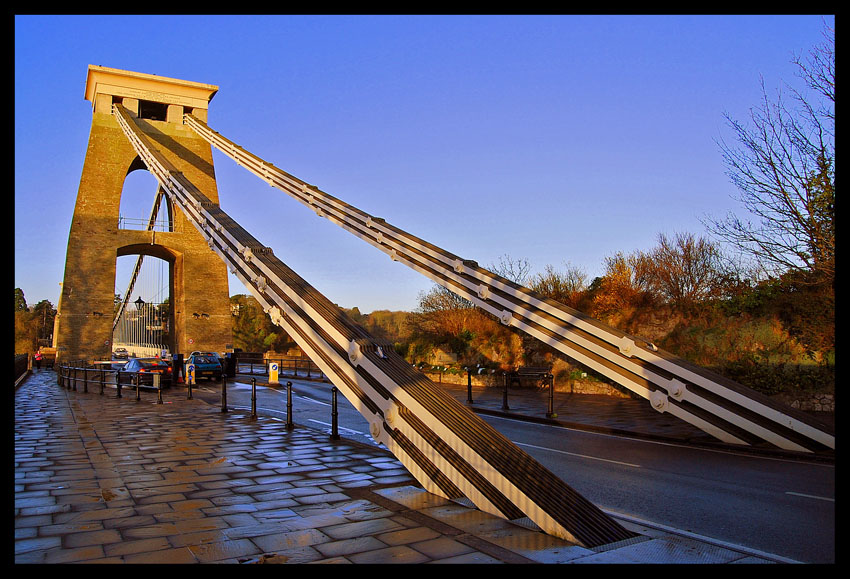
left=187, top=354, right=222, bottom=382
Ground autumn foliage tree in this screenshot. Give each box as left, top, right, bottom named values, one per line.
left=586, top=252, right=651, bottom=320
left=528, top=263, right=588, bottom=310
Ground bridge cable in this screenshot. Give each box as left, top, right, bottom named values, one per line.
left=111, top=102, right=642, bottom=548
left=183, top=113, right=833, bottom=454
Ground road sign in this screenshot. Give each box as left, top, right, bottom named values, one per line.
left=269, top=362, right=279, bottom=384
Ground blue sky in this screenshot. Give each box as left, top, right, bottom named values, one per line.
left=15, top=14, right=833, bottom=314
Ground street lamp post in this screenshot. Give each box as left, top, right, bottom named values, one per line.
left=135, top=297, right=145, bottom=349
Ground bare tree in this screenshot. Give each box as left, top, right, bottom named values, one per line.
left=528, top=262, right=588, bottom=309
left=633, top=232, right=727, bottom=308
left=489, top=254, right=532, bottom=285
left=415, top=284, right=474, bottom=337
left=705, top=24, right=834, bottom=283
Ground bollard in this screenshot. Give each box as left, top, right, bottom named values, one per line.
left=286, top=381, right=294, bottom=430
left=221, top=375, right=228, bottom=413
left=501, top=372, right=510, bottom=411
left=82, top=368, right=88, bottom=393
left=466, top=367, right=474, bottom=404
left=135, top=373, right=141, bottom=401
left=156, top=374, right=163, bottom=404
left=116, top=371, right=122, bottom=398
left=546, top=374, right=557, bottom=418
left=72, top=367, right=77, bottom=391
left=100, top=369, right=105, bottom=395
left=251, top=377, right=257, bottom=419
left=330, top=386, right=340, bottom=440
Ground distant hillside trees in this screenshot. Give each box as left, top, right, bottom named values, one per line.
left=229, top=294, right=296, bottom=353
left=14, top=288, right=56, bottom=354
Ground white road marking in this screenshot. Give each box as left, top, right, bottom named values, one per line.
left=785, top=491, right=834, bottom=502
left=515, top=441, right=641, bottom=468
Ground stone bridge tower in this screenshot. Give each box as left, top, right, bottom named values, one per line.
left=53, top=66, right=231, bottom=363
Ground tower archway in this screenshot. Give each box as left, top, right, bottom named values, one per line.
left=54, top=66, right=231, bottom=363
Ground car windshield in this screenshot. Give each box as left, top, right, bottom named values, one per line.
left=139, top=360, right=168, bottom=368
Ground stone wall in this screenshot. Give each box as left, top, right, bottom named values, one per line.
left=771, top=391, right=835, bottom=413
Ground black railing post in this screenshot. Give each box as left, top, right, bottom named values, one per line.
left=501, top=372, right=510, bottom=411
left=100, top=369, right=105, bottom=395
left=135, top=373, right=141, bottom=401
left=286, top=381, right=294, bottom=430
left=466, top=367, right=474, bottom=404
left=116, top=372, right=122, bottom=398
left=82, top=368, right=88, bottom=393
left=221, top=375, right=228, bottom=413
left=330, top=387, right=340, bottom=440
left=72, top=367, right=77, bottom=391
left=251, top=377, right=257, bottom=419
left=546, top=374, right=557, bottom=418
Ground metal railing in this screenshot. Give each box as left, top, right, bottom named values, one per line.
left=234, top=354, right=326, bottom=380
left=55, top=361, right=169, bottom=403
left=15, top=354, right=28, bottom=383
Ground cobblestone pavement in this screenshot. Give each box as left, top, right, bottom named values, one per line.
left=15, top=369, right=786, bottom=564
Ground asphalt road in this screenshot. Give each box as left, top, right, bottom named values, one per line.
left=190, top=377, right=835, bottom=564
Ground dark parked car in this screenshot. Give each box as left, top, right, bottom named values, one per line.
left=186, top=354, right=222, bottom=382
left=118, top=358, right=172, bottom=387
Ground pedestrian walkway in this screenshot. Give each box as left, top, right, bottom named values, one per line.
left=439, top=380, right=720, bottom=443
left=15, top=369, right=790, bottom=564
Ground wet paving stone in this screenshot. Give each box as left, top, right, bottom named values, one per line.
left=15, top=369, right=764, bottom=564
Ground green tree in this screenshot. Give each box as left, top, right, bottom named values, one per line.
left=230, top=294, right=295, bottom=353
left=30, top=300, right=56, bottom=344
left=15, top=288, right=27, bottom=312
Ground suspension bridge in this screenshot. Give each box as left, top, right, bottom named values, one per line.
left=53, top=66, right=834, bottom=550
